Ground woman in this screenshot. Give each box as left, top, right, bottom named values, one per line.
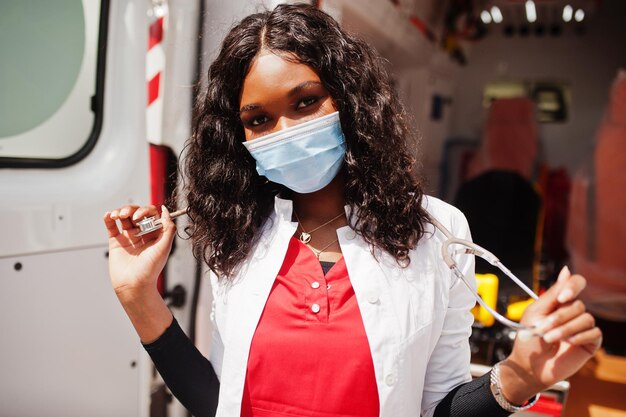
left=104, top=4, right=602, bottom=417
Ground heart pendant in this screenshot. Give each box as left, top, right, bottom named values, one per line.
left=299, top=232, right=311, bottom=244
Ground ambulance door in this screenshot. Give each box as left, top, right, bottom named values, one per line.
left=0, top=1, right=152, bottom=415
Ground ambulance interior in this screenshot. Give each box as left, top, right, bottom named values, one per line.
left=0, top=0, right=625, bottom=416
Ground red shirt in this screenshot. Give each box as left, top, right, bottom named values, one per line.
left=240, top=237, right=380, bottom=417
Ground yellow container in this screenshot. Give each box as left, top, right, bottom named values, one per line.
left=472, top=273, right=499, bottom=327
left=506, top=298, right=534, bottom=322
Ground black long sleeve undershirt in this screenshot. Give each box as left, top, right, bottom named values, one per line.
left=143, top=319, right=511, bottom=417
left=144, top=318, right=219, bottom=417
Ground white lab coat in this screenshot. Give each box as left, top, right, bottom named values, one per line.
left=209, top=195, right=476, bottom=417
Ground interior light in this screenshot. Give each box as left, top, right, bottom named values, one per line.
left=575, top=9, right=585, bottom=22
left=481, top=10, right=492, bottom=24
left=525, top=1, right=537, bottom=23
left=491, top=6, right=503, bottom=24
left=562, top=5, right=573, bottom=22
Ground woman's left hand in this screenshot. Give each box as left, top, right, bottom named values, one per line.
left=499, top=266, right=603, bottom=405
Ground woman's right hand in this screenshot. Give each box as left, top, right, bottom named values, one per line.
left=103, top=205, right=176, bottom=298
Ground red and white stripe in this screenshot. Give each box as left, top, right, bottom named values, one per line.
left=146, top=2, right=167, bottom=145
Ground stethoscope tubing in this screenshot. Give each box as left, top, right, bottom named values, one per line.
left=429, top=216, right=541, bottom=335
left=133, top=208, right=542, bottom=335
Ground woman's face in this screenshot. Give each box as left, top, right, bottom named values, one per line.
left=239, top=51, right=337, bottom=141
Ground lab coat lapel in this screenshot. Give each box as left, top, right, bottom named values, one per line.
left=216, top=198, right=297, bottom=417
left=337, top=223, right=404, bottom=416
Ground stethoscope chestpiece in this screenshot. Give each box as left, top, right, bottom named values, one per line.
left=133, top=207, right=189, bottom=237
left=135, top=216, right=163, bottom=236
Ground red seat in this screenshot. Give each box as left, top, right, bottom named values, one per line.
left=467, top=98, right=539, bottom=180
left=567, top=72, right=626, bottom=355
left=567, top=70, right=626, bottom=304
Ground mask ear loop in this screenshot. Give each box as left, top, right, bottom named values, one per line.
left=431, top=217, right=542, bottom=337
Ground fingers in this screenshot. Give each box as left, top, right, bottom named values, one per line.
left=565, top=326, right=603, bottom=350
left=530, top=267, right=586, bottom=316
left=542, top=311, right=596, bottom=344
left=103, top=212, right=120, bottom=238
left=557, top=265, right=571, bottom=283
left=103, top=210, right=136, bottom=248
left=104, top=208, right=139, bottom=240
left=159, top=205, right=177, bottom=240
left=553, top=267, right=586, bottom=304
left=132, top=205, right=159, bottom=223
left=519, top=266, right=602, bottom=352
left=536, top=300, right=586, bottom=334
left=109, top=205, right=140, bottom=230
left=108, top=205, right=160, bottom=230
left=104, top=204, right=176, bottom=244
left=104, top=204, right=158, bottom=244
left=138, top=205, right=177, bottom=254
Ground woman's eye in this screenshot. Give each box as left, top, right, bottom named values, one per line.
left=296, top=96, right=319, bottom=109
left=249, top=116, right=268, bottom=127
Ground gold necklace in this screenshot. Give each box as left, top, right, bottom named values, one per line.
left=308, top=238, right=339, bottom=260
left=293, top=211, right=345, bottom=244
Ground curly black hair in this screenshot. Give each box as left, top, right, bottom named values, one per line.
left=185, top=3, right=430, bottom=279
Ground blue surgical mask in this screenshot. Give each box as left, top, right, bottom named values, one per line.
left=242, top=112, right=346, bottom=194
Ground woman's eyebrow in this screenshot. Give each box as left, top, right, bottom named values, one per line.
left=239, top=81, right=323, bottom=114
left=240, top=103, right=262, bottom=114
left=287, top=81, right=323, bottom=98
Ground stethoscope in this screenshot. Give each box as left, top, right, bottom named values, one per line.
left=134, top=207, right=188, bottom=236
left=429, top=216, right=541, bottom=339
left=135, top=207, right=541, bottom=338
